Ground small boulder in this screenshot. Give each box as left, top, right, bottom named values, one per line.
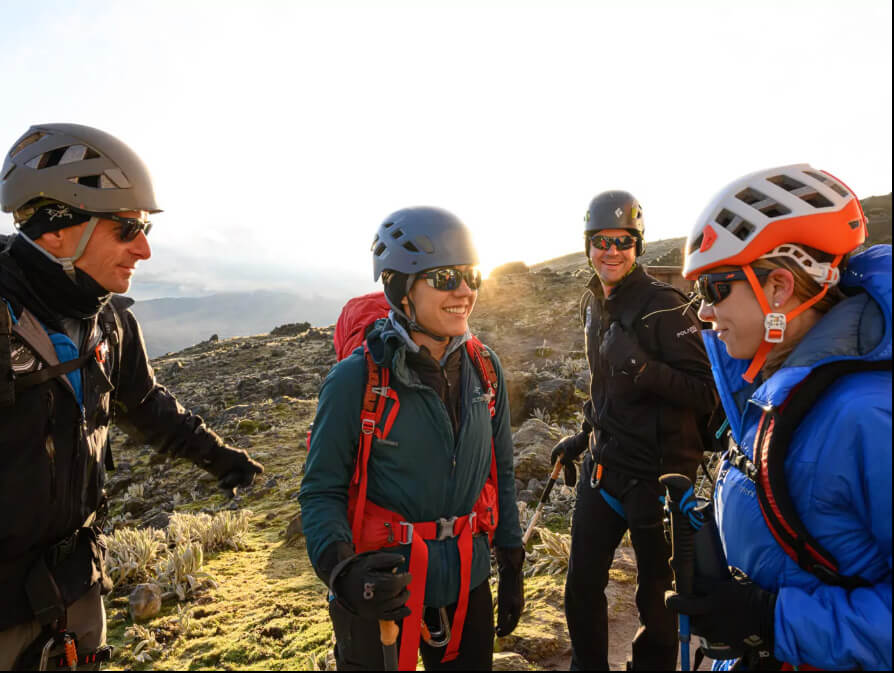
left=129, top=583, right=162, bottom=622
left=492, top=652, right=534, bottom=670
left=512, top=419, right=560, bottom=484
left=285, top=514, right=304, bottom=544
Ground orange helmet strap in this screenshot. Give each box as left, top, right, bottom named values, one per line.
left=740, top=255, right=842, bottom=383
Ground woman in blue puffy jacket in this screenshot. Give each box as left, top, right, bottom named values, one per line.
left=667, top=164, right=891, bottom=670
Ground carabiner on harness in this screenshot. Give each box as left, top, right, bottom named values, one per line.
left=420, top=606, right=451, bottom=648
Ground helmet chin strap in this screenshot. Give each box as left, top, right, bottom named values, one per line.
left=740, top=257, right=842, bottom=383
left=58, top=216, right=100, bottom=281
left=404, top=296, right=449, bottom=343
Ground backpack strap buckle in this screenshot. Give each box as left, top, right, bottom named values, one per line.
left=435, top=516, right=458, bottom=541
left=370, top=386, right=390, bottom=396
left=360, top=418, right=376, bottom=435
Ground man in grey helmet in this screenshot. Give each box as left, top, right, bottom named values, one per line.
left=0, top=123, right=264, bottom=669
left=549, top=191, right=716, bottom=669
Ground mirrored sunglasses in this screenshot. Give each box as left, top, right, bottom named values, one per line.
left=589, top=234, right=637, bottom=251
left=422, top=267, right=483, bottom=291
left=696, top=268, right=770, bottom=305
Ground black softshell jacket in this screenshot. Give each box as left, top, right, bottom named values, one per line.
left=580, top=265, right=716, bottom=481
left=1, top=276, right=230, bottom=630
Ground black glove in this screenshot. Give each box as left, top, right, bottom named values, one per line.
left=330, top=550, right=412, bottom=621
left=495, top=546, right=525, bottom=637
left=600, top=321, right=650, bottom=376
left=204, top=445, right=264, bottom=493
left=665, top=567, right=776, bottom=655
left=550, top=432, right=588, bottom=486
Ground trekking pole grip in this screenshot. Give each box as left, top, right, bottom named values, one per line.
left=379, top=619, right=399, bottom=670
left=660, top=473, right=696, bottom=594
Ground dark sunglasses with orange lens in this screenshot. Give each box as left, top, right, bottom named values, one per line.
left=696, top=269, right=770, bottom=305
left=422, top=267, right=483, bottom=291
left=588, top=233, right=637, bottom=251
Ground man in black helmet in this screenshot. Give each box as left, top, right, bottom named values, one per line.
left=0, top=124, right=264, bottom=669
left=549, top=191, right=716, bottom=670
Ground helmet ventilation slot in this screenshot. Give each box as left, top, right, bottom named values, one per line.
left=767, top=174, right=833, bottom=208
left=736, top=188, right=791, bottom=218
left=804, top=170, right=848, bottom=197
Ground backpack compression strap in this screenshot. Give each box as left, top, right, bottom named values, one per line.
left=0, top=303, right=13, bottom=406
left=754, top=359, right=890, bottom=589
left=349, top=345, right=401, bottom=543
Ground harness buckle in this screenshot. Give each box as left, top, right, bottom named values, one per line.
left=360, top=418, right=376, bottom=435
left=435, top=516, right=458, bottom=541
left=371, top=385, right=390, bottom=396
left=399, top=521, right=414, bottom=545
left=468, top=511, right=478, bottom=534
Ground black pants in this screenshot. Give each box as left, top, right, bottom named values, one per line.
left=330, top=578, right=494, bottom=671
left=565, top=454, right=678, bottom=670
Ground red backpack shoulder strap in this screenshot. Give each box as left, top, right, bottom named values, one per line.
left=350, top=343, right=401, bottom=542
left=753, top=359, right=890, bottom=589
left=465, top=336, right=498, bottom=418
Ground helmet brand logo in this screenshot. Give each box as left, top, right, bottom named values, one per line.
left=46, top=204, right=73, bottom=221
left=700, top=225, right=718, bottom=252
left=614, top=207, right=623, bottom=219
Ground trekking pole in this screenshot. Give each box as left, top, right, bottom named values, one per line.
left=522, top=461, right=564, bottom=545
left=379, top=619, right=399, bottom=670
left=660, top=473, right=697, bottom=672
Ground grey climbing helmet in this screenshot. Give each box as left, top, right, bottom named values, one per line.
left=1, top=123, right=162, bottom=222
left=584, top=190, right=646, bottom=256
left=371, top=206, right=479, bottom=281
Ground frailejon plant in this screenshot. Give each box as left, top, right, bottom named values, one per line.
left=525, top=527, right=571, bottom=577
left=104, top=527, right=167, bottom=587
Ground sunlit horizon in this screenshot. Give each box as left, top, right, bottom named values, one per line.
left=1, top=0, right=890, bottom=301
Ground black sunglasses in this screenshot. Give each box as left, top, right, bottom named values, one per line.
left=588, top=233, right=637, bottom=251
left=421, top=267, right=483, bottom=291
left=696, top=269, right=771, bottom=305
left=102, top=213, right=153, bottom=242
left=69, top=206, right=152, bottom=242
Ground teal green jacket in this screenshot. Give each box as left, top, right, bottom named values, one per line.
left=299, top=318, right=522, bottom=607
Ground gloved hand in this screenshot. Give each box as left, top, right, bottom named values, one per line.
left=495, top=546, right=525, bottom=637
left=550, top=432, right=588, bottom=486
left=204, top=445, right=264, bottom=493
left=665, top=567, right=776, bottom=654
left=600, top=321, right=650, bottom=376
left=329, top=550, right=412, bottom=621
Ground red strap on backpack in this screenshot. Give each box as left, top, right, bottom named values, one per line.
left=347, top=335, right=501, bottom=670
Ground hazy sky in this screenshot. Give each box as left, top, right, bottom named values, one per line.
left=1, top=0, right=891, bottom=300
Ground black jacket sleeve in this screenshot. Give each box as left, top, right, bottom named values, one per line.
left=111, top=306, right=230, bottom=468
left=633, top=290, right=717, bottom=416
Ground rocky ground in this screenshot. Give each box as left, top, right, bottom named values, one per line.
left=100, top=260, right=649, bottom=671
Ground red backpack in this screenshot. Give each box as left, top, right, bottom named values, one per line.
left=314, top=292, right=501, bottom=670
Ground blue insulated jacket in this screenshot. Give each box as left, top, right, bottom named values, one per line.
left=299, top=319, right=522, bottom=607
left=705, top=245, right=892, bottom=670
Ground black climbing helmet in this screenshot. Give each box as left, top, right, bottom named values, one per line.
left=584, top=190, right=646, bottom=257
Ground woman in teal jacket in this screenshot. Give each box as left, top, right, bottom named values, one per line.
left=299, top=207, right=523, bottom=671
left=667, top=164, right=891, bottom=670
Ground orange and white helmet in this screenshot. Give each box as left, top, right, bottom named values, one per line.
left=684, top=163, right=866, bottom=279
left=684, top=164, right=868, bottom=382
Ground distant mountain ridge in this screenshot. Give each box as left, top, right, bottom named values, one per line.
left=132, top=290, right=343, bottom=357
left=532, top=193, right=892, bottom=273
left=132, top=194, right=891, bottom=356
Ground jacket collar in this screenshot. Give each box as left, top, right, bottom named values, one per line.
left=704, top=245, right=892, bottom=443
